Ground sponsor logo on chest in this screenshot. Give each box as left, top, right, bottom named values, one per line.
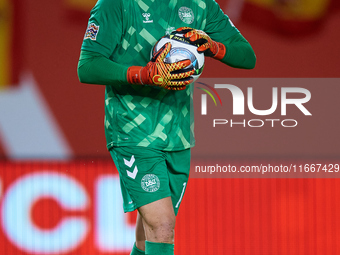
left=142, top=13, right=153, bottom=23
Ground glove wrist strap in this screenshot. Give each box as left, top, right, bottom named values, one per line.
left=127, top=66, right=143, bottom=84
left=213, top=42, right=226, bottom=60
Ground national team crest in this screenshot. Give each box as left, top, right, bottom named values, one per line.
left=84, top=23, right=100, bottom=41
left=141, top=174, right=160, bottom=192
left=178, top=7, right=194, bottom=24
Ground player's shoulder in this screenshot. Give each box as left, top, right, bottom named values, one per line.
left=94, top=0, right=123, bottom=9
left=179, top=0, right=212, bottom=6
left=194, top=0, right=217, bottom=6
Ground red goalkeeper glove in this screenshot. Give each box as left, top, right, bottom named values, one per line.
left=127, top=42, right=194, bottom=90
left=176, top=27, right=226, bottom=60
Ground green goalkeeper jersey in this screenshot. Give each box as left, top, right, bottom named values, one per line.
left=81, top=0, right=239, bottom=151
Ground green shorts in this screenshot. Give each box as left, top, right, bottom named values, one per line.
left=110, top=146, right=190, bottom=216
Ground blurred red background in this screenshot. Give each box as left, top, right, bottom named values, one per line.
left=0, top=0, right=339, bottom=254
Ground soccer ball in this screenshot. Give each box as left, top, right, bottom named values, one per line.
left=151, top=30, right=205, bottom=83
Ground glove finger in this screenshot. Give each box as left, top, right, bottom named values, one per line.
left=170, top=69, right=195, bottom=81
left=169, top=77, right=194, bottom=87
left=185, top=32, right=200, bottom=40
left=167, top=59, right=192, bottom=72
left=185, top=35, right=209, bottom=51
left=197, top=42, right=210, bottom=53
left=175, top=27, right=193, bottom=34
left=189, top=36, right=208, bottom=45
left=164, top=84, right=187, bottom=91
left=165, top=83, right=190, bottom=91
left=152, top=42, right=171, bottom=62
left=184, top=29, right=206, bottom=38
left=176, top=26, right=193, bottom=31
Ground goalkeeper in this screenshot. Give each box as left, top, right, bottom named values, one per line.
left=77, top=0, right=256, bottom=255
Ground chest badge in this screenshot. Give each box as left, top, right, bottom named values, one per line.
left=142, top=13, right=153, bottom=23
left=178, top=7, right=194, bottom=24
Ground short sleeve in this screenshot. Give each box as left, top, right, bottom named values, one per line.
left=204, top=0, right=239, bottom=42
left=81, top=0, right=123, bottom=58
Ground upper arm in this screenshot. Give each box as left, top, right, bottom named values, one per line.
left=81, top=0, right=124, bottom=58
left=204, top=0, right=240, bottom=42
